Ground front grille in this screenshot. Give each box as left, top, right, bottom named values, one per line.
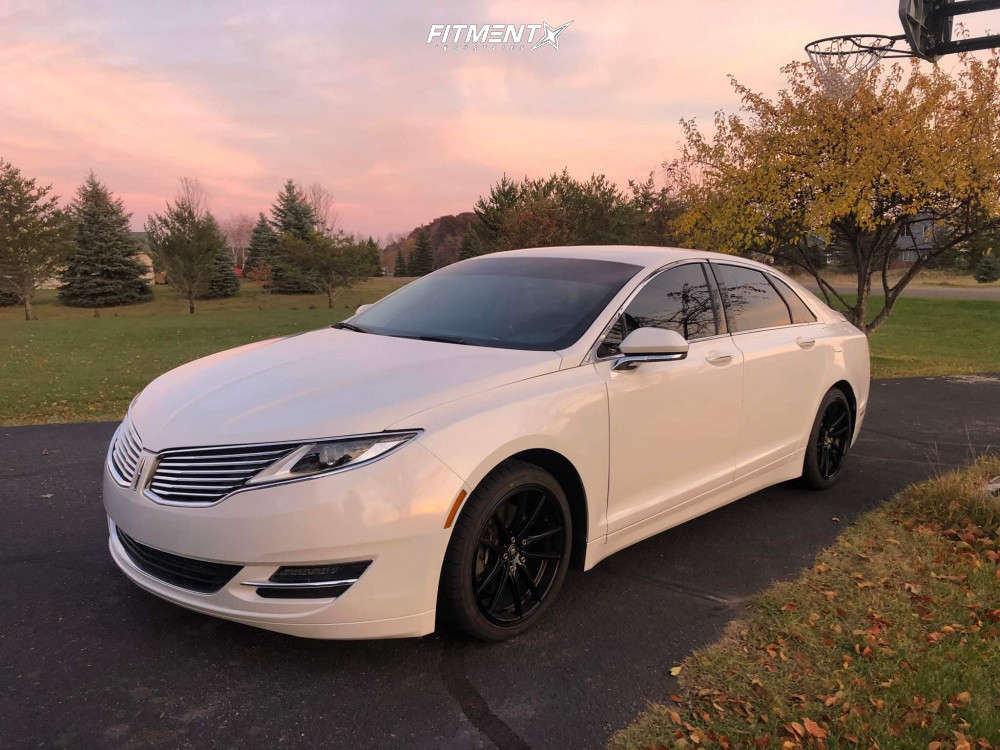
left=148, top=442, right=297, bottom=504
left=116, top=527, right=242, bottom=593
left=111, top=417, right=143, bottom=484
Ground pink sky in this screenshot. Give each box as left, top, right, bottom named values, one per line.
left=3, top=1, right=993, bottom=238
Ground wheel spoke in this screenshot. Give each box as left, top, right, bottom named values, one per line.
left=511, top=493, right=528, bottom=533
left=492, top=514, right=510, bottom=541
left=518, top=565, right=543, bottom=602
left=523, top=526, right=563, bottom=546
left=487, top=567, right=510, bottom=615
left=508, top=570, right=523, bottom=617
left=518, top=492, right=547, bottom=537
left=523, top=551, right=561, bottom=560
left=829, top=410, right=848, bottom=429
left=476, top=557, right=504, bottom=595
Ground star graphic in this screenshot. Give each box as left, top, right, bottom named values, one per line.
left=532, top=20, right=573, bottom=51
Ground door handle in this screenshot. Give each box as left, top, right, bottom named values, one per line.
left=796, top=336, right=816, bottom=349
left=706, top=352, right=733, bottom=365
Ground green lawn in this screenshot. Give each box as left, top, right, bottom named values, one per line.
left=611, top=456, right=1000, bottom=749
left=846, top=296, right=1000, bottom=378
left=0, top=283, right=997, bottom=425
left=0, top=280, right=408, bottom=425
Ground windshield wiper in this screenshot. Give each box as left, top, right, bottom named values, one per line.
left=410, top=334, right=471, bottom=345
left=332, top=322, right=369, bottom=333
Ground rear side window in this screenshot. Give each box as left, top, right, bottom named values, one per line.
left=713, top=264, right=791, bottom=332
left=597, top=263, right=719, bottom=357
left=768, top=275, right=816, bottom=324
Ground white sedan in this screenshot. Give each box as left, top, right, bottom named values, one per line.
left=104, top=246, right=869, bottom=640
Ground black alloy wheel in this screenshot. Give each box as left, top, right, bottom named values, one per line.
left=802, top=388, right=853, bottom=490
left=439, top=460, right=572, bottom=640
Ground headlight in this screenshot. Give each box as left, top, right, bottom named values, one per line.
left=246, top=431, right=420, bottom=486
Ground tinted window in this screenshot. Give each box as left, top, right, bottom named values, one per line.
left=350, top=256, right=641, bottom=351
left=713, top=264, right=791, bottom=332
left=769, top=275, right=816, bottom=324
left=597, top=264, right=719, bottom=357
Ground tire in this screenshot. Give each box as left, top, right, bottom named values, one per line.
left=802, top=387, right=853, bottom=490
left=439, top=460, right=572, bottom=641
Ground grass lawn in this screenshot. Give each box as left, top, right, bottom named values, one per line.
left=611, top=456, right=1000, bottom=750
left=862, top=296, right=1000, bottom=378
left=0, top=279, right=408, bottom=425
left=0, top=281, right=997, bottom=425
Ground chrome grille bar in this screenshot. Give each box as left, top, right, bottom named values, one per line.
left=110, top=416, right=143, bottom=485
left=148, top=442, right=297, bottom=504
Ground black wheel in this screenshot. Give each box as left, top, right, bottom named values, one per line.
left=802, top=388, right=853, bottom=490
left=439, top=460, right=572, bottom=641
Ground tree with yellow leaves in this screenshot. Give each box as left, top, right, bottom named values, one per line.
left=670, top=51, right=1000, bottom=333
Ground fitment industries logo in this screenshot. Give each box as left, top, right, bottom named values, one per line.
left=426, top=21, right=573, bottom=52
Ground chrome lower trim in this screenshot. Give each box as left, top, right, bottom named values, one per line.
left=240, top=578, right=359, bottom=588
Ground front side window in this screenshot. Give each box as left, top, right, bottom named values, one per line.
left=713, top=264, right=791, bottom=332
left=597, top=263, right=719, bottom=357
left=350, top=256, right=642, bottom=351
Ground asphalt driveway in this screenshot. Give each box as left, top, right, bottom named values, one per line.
left=2, top=375, right=998, bottom=749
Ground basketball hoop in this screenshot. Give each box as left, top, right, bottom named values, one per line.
left=805, top=34, right=910, bottom=99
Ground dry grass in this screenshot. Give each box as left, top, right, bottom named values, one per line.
left=787, top=269, right=1000, bottom=289
left=611, top=456, right=1000, bottom=750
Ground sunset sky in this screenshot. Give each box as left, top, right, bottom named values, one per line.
left=3, top=1, right=996, bottom=238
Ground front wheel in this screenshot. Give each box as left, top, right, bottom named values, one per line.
left=439, top=460, right=572, bottom=641
left=802, top=388, right=853, bottom=490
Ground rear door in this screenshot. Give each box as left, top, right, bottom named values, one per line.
left=598, top=262, right=743, bottom=532
left=709, top=263, right=827, bottom=477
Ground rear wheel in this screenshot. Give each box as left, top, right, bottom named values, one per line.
left=802, top=388, right=853, bottom=490
left=439, top=460, right=572, bottom=641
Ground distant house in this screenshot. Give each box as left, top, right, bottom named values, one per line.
left=895, top=214, right=936, bottom=265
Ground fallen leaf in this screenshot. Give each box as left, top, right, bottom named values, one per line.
left=40, top=493, right=54, bottom=499
left=670, top=665, right=683, bottom=676
left=803, top=717, right=827, bottom=739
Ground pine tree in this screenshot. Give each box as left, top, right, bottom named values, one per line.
left=270, top=179, right=317, bottom=240
left=243, top=212, right=277, bottom=277
left=408, top=230, right=434, bottom=276
left=202, top=248, right=240, bottom=298
left=458, top=232, right=480, bottom=260
left=270, top=180, right=319, bottom=292
left=58, top=174, right=151, bottom=307
left=363, top=236, right=383, bottom=276
left=393, top=251, right=408, bottom=277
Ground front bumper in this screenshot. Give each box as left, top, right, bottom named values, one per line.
left=104, top=440, right=465, bottom=639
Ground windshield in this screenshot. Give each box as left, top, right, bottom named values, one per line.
left=347, top=256, right=642, bottom=351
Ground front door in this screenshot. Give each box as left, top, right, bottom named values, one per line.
left=598, top=262, right=743, bottom=533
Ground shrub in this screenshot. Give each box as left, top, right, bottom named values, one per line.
left=973, top=254, right=1000, bottom=283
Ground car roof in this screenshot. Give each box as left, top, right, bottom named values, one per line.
left=495, top=245, right=761, bottom=271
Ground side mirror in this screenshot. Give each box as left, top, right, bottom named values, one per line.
left=355, top=303, right=373, bottom=316
left=613, top=327, right=689, bottom=371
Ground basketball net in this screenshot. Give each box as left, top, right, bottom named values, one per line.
left=805, top=35, right=899, bottom=99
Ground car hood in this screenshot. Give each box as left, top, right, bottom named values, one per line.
left=130, top=328, right=561, bottom=451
